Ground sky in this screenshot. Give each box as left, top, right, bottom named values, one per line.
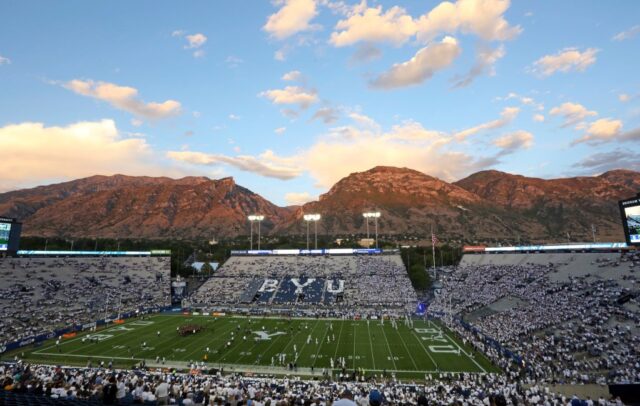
left=0, top=0, right=639, bottom=206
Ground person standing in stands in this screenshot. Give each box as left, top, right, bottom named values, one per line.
left=155, top=377, right=169, bottom=405
left=102, top=376, right=117, bottom=404
left=115, top=374, right=126, bottom=404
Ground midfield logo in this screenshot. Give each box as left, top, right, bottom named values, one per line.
left=253, top=331, right=287, bottom=341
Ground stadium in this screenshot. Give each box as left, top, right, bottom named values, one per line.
left=1, top=211, right=639, bottom=405
left=3, top=1, right=640, bottom=405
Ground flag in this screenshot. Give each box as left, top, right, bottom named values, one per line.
left=415, top=302, right=427, bottom=315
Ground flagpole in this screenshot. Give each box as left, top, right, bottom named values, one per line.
left=431, top=224, right=436, bottom=270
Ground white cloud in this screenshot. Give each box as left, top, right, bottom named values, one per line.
left=348, top=112, right=380, bottom=131
left=350, top=43, right=383, bottom=64
left=532, top=47, right=598, bottom=77
left=166, top=150, right=302, bottom=180
left=574, top=149, right=640, bottom=173
left=167, top=110, right=515, bottom=188
left=64, top=79, right=181, bottom=120
left=303, top=121, right=494, bottom=188
left=533, top=114, right=545, bottom=122
left=573, top=118, right=624, bottom=144
left=619, top=93, right=631, bottom=102
left=370, top=36, right=461, bottom=89
left=613, top=25, right=640, bottom=41
left=549, top=102, right=597, bottom=127
left=453, top=106, right=520, bottom=141
left=493, top=130, right=533, bottom=153
left=285, top=192, right=316, bottom=205
left=414, top=0, right=521, bottom=43
left=451, top=44, right=505, bottom=88
left=499, top=92, right=544, bottom=111
left=312, top=107, right=340, bottom=124
left=330, top=3, right=418, bottom=46
left=0, top=55, right=10, bottom=65
left=275, top=126, right=287, bottom=134
left=330, top=0, right=520, bottom=47
left=282, top=70, right=303, bottom=81
left=228, top=114, right=241, bottom=120
left=0, top=120, right=165, bottom=192
left=185, top=33, right=207, bottom=49
left=225, top=55, right=243, bottom=68
left=130, top=118, right=143, bottom=127
left=264, top=0, right=319, bottom=40
left=172, top=31, right=207, bottom=57
left=259, top=86, right=319, bottom=109
left=274, top=49, right=287, bottom=61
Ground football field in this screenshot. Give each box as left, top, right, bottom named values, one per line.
left=6, top=314, right=499, bottom=379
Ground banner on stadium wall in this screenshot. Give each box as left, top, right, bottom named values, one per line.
left=230, top=248, right=383, bottom=256
left=17, top=250, right=152, bottom=256
left=463, top=246, right=487, bottom=252
left=484, top=242, right=627, bottom=252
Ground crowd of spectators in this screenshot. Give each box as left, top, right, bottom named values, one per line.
left=430, top=255, right=639, bottom=386
left=0, top=257, right=171, bottom=346
left=1, top=362, right=628, bottom=405
left=189, top=255, right=417, bottom=313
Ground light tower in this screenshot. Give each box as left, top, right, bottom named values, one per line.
left=303, top=214, right=321, bottom=250
left=247, top=215, right=265, bottom=250
left=363, top=211, right=381, bottom=248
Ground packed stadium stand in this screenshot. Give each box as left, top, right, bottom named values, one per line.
left=0, top=256, right=171, bottom=346
left=431, top=250, right=640, bottom=387
left=187, top=254, right=417, bottom=313
left=0, top=250, right=638, bottom=405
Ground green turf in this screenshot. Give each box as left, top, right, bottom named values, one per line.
left=3, top=314, right=499, bottom=379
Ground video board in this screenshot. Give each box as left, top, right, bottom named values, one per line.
left=0, top=222, right=10, bottom=251
left=620, top=196, right=640, bottom=245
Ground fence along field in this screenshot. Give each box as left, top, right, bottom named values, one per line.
left=4, top=314, right=498, bottom=379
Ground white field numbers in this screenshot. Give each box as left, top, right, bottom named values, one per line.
left=414, top=328, right=458, bottom=354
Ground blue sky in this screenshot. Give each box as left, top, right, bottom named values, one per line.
left=0, top=0, right=639, bottom=205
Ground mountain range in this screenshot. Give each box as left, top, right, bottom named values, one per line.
left=1, top=166, right=637, bottom=243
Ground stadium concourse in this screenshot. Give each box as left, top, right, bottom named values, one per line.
left=0, top=249, right=638, bottom=405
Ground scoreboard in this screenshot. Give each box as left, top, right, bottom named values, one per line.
left=0, top=217, right=21, bottom=253
left=619, top=196, right=640, bottom=246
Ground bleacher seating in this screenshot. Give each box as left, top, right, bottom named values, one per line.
left=0, top=256, right=171, bottom=346
left=188, top=254, right=417, bottom=312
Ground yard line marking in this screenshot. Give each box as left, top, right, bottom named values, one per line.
left=234, top=319, right=282, bottom=365
left=291, top=320, right=322, bottom=364
left=34, top=315, right=176, bottom=355
left=258, top=319, right=312, bottom=366
left=332, top=320, right=345, bottom=360
left=366, top=321, right=376, bottom=371
left=311, top=322, right=330, bottom=368
left=352, top=322, right=356, bottom=370
left=99, top=315, right=182, bottom=359
left=183, top=317, right=239, bottom=362
left=395, top=327, right=418, bottom=370
left=444, top=332, right=487, bottom=373
left=379, top=323, right=397, bottom=371
left=410, top=330, right=439, bottom=370
left=220, top=319, right=276, bottom=363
